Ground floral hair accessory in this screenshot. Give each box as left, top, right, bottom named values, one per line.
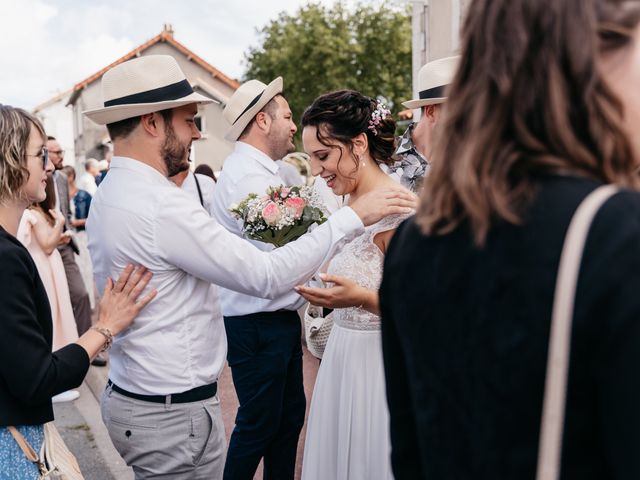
left=368, top=101, right=391, bottom=136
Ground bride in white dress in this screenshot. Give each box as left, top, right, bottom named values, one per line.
left=296, top=90, right=412, bottom=480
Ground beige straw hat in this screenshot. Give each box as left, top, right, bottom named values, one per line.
left=223, top=77, right=283, bottom=142
left=84, top=55, right=215, bottom=125
left=402, top=55, right=460, bottom=110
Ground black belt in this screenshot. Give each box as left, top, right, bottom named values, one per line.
left=107, top=380, right=217, bottom=404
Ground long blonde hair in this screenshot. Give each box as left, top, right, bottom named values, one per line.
left=416, top=0, right=640, bottom=246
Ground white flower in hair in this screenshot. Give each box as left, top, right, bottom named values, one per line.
left=368, top=102, right=392, bottom=136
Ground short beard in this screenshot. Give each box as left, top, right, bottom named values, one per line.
left=269, top=134, right=295, bottom=161
left=161, top=123, right=189, bottom=176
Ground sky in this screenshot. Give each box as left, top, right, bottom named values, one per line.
left=0, top=0, right=360, bottom=109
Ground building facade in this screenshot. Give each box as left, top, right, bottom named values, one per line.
left=411, top=0, right=471, bottom=103
left=66, top=25, right=239, bottom=171
left=33, top=89, right=76, bottom=168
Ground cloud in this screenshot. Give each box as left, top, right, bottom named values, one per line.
left=0, top=0, right=343, bottom=109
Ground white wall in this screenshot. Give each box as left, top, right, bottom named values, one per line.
left=34, top=93, right=76, bottom=167
left=411, top=0, right=469, bottom=101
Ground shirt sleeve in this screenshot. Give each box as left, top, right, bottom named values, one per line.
left=0, top=247, right=89, bottom=406
left=155, top=190, right=364, bottom=299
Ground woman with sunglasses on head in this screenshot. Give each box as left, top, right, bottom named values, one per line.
left=0, top=104, right=157, bottom=478
left=380, top=1, right=640, bottom=479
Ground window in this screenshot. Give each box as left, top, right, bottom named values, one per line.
left=195, top=115, right=206, bottom=137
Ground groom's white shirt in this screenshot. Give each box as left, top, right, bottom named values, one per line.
left=87, top=156, right=363, bottom=395
left=211, top=142, right=304, bottom=316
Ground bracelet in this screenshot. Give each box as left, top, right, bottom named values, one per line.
left=90, top=326, right=113, bottom=352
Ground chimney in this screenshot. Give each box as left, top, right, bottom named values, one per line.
left=163, top=23, right=174, bottom=37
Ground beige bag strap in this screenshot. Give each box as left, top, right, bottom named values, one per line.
left=7, top=425, right=41, bottom=464
left=536, top=184, right=619, bottom=480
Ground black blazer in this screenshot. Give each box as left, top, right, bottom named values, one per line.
left=380, top=175, right=640, bottom=479
left=0, top=226, right=89, bottom=426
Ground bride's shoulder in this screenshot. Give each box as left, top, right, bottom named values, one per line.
left=366, top=213, right=413, bottom=244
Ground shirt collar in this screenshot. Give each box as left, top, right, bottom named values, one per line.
left=109, top=156, right=174, bottom=186
left=234, top=142, right=280, bottom=175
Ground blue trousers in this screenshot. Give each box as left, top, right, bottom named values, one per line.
left=223, top=311, right=306, bottom=480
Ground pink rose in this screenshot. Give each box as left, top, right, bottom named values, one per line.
left=284, top=196, right=306, bottom=220
left=262, top=201, right=282, bottom=226
left=280, top=187, right=291, bottom=198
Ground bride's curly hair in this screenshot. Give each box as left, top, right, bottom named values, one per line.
left=301, top=90, right=396, bottom=178
left=417, top=0, right=640, bottom=246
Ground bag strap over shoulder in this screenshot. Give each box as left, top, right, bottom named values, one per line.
left=536, top=184, right=619, bottom=480
left=7, top=425, right=42, bottom=465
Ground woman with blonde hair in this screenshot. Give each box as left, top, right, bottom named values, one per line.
left=0, top=104, right=156, bottom=478
left=380, top=0, right=640, bottom=478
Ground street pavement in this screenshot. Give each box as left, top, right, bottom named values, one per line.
left=56, top=344, right=320, bottom=480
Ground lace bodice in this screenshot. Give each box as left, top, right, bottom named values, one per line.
left=328, top=214, right=409, bottom=331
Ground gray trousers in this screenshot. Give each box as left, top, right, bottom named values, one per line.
left=59, top=245, right=92, bottom=335
left=101, top=384, right=226, bottom=480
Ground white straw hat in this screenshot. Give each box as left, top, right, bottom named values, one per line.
left=223, top=77, right=283, bottom=142
left=402, top=56, right=460, bottom=110
left=84, top=55, right=215, bottom=125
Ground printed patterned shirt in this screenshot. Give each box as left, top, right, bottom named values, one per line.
left=391, top=123, right=430, bottom=193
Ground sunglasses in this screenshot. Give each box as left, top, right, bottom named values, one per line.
left=27, top=147, right=49, bottom=170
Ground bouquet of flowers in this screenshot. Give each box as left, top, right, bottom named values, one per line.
left=229, top=185, right=327, bottom=247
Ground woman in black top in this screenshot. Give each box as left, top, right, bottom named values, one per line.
left=380, top=1, right=640, bottom=479
left=0, top=105, right=157, bottom=478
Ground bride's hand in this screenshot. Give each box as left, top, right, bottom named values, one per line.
left=295, top=273, right=378, bottom=314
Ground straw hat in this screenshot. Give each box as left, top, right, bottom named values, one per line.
left=223, top=77, right=283, bottom=142
left=402, top=56, right=460, bottom=110
left=84, top=55, right=215, bottom=125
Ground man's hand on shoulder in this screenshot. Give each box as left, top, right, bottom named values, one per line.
left=349, top=187, right=417, bottom=227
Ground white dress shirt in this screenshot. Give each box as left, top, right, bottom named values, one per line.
left=181, top=171, right=216, bottom=216
left=212, top=142, right=309, bottom=316
left=76, top=172, right=98, bottom=196
left=275, top=160, right=304, bottom=186
left=87, top=156, right=363, bottom=395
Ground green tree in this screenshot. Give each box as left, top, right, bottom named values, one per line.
left=243, top=1, right=412, bottom=135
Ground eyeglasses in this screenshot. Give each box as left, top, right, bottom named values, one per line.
left=27, top=147, right=49, bottom=169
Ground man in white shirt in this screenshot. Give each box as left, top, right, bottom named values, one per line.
left=84, top=56, right=414, bottom=479
left=76, top=158, right=99, bottom=196
left=275, top=158, right=304, bottom=186
left=212, top=77, right=309, bottom=480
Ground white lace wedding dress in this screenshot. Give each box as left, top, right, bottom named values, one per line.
left=302, top=214, right=407, bottom=480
